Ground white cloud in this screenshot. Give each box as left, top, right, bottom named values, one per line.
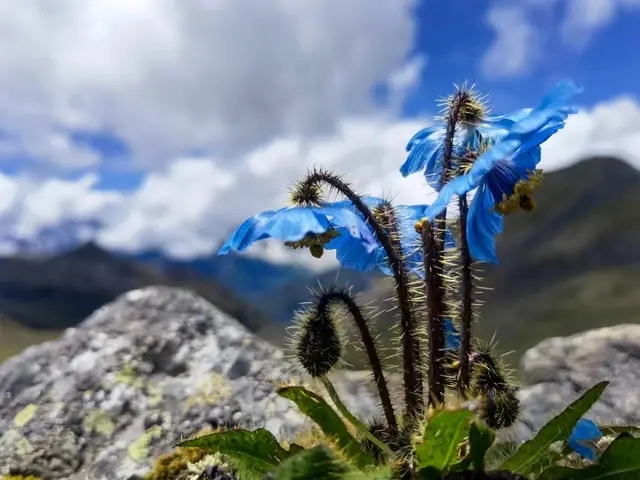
left=0, top=0, right=418, bottom=169
left=540, top=96, right=640, bottom=170
left=480, top=5, right=540, bottom=79
left=561, top=0, right=640, bottom=48
left=481, top=0, right=640, bottom=78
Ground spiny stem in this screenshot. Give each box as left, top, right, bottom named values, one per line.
left=423, top=223, right=446, bottom=407
left=302, top=171, right=423, bottom=425
left=425, top=90, right=467, bottom=406
left=318, top=291, right=398, bottom=436
left=321, top=377, right=395, bottom=458
left=457, top=193, right=473, bottom=394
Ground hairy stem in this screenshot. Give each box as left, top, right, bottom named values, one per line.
left=457, top=193, right=473, bottom=394
left=425, top=92, right=466, bottom=406
left=318, top=291, right=398, bottom=436
left=423, top=223, right=446, bottom=407
left=321, top=377, right=395, bottom=458
left=302, top=171, right=423, bottom=424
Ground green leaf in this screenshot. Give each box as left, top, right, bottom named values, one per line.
left=468, top=420, right=496, bottom=471
left=538, top=434, right=640, bottom=480
left=499, top=381, right=609, bottom=475
left=415, top=407, right=474, bottom=472
left=269, top=444, right=351, bottom=480
left=177, top=428, right=289, bottom=475
left=277, top=386, right=371, bottom=465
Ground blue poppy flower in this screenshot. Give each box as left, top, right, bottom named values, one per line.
left=443, top=317, right=461, bottom=351
left=217, top=205, right=378, bottom=257
left=401, top=80, right=582, bottom=192
left=325, top=197, right=455, bottom=278
left=569, top=418, right=603, bottom=461
left=422, top=80, right=583, bottom=262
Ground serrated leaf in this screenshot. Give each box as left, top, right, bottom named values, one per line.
left=499, top=381, right=608, bottom=475
left=415, top=408, right=474, bottom=472
left=538, top=434, right=640, bottom=480
left=277, top=386, right=370, bottom=464
left=177, top=428, right=289, bottom=475
left=269, top=444, right=350, bottom=480
left=468, top=420, right=496, bottom=471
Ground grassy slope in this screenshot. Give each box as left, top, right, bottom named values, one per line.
left=0, top=316, right=63, bottom=363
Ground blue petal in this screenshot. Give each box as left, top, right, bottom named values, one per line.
left=443, top=317, right=461, bottom=350
left=425, top=80, right=582, bottom=221
left=218, top=206, right=377, bottom=255
left=569, top=418, right=603, bottom=461
left=467, top=182, right=503, bottom=263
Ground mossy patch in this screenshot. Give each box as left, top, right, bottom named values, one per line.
left=13, top=404, right=38, bottom=428
left=143, top=447, right=207, bottom=480
left=83, top=409, right=116, bottom=437
left=128, top=425, right=163, bottom=462
left=115, top=364, right=145, bottom=388
left=183, top=373, right=232, bottom=411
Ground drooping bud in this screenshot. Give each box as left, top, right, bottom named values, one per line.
left=469, top=348, right=520, bottom=429
left=289, top=177, right=323, bottom=206
left=291, top=293, right=345, bottom=378
left=481, top=386, right=520, bottom=430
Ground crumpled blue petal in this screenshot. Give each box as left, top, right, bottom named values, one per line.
left=218, top=205, right=377, bottom=255
left=423, top=80, right=582, bottom=263
left=467, top=182, right=503, bottom=263
left=569, top=418, right=603, bottom=461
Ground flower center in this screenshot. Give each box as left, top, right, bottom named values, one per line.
left=495, top=169, right=544, bottom=215
left=284, top=228, right=340, bottom=258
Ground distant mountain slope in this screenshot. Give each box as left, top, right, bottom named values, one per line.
left=0, top=242, right=272, bottom=332
left=129, top=250, right=312, bottom=304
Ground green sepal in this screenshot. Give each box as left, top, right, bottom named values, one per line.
left=415, top=407, right=474, bottom=474
left=499, top=381, right=608, bottom=475
left=538, top=433, right=640, bottom=480
left=277, top=386, right=373, bottom=466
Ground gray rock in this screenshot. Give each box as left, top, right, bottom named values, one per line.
left=1, top=286, right=637, bottom=478
left=505, top=324, right=640, bottom=443
left=0, top=287, right=383, bottom=480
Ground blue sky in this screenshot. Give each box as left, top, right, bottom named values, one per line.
left=406, top=0, right=640, bottom=113
left=0, top=0, right=637, bottom=261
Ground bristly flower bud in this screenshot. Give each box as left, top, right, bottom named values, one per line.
left=289, top=176, right=324, bottom=206
left=291, top=292, right=345, bottom=378
left=469, top=348, right=520, bottom=429
left=439, top=82, right=489, bottom=128
left=481, top=386, right=520, bottom=430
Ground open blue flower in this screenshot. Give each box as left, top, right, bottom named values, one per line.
left=401, top=80, right=582, bottom=192
left=218, top=205, right=378, bottom=257
left=423, top=80, right=583, bottom=262
left=326, top=197, right=455, bottom=278
left=569, top=418, right=603, bottom=461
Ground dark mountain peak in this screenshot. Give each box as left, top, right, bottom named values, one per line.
left=57, top=241, right=114, bottom=263
left=548, top=156, right=638, bottom=187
